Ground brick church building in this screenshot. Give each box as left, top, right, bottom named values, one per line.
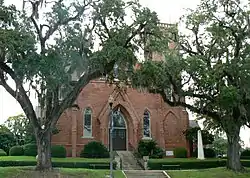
left=52, top=23, right=191, bottom=157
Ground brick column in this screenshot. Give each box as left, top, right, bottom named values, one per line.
left=159, top=121, right=165, bottom=149
left=71, top=107, right=78, bottom=157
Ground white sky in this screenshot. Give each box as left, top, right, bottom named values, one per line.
left=0, top=0, right=249, bottom=147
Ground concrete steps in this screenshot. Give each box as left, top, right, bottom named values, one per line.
left=124, top=170, right=167, bottom=178
left=116, top=151, right=143, bottom=170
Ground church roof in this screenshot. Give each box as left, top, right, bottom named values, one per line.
left=189, top=120, right=200, bottom=128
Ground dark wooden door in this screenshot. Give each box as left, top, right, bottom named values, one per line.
left=112, top=129, right=126, bottom=150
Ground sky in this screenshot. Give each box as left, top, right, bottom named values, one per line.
left=0, top=0, right=249, bottom=147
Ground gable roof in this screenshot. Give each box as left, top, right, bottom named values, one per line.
left=189, top=120, right=200, bottom=128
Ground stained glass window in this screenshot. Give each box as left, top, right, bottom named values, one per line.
left=143, top=110, right=151, bottom=137
left=84, top=108, right=92, bottom=137
left=112, top=110, right=126, bottom=128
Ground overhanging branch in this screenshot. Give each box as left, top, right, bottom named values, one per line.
left=49, top=58, right=116, bottom=128
left=124, top=22, right=147, bottom=47
left=0, top=62, right=39, bottom=128
left=157, top=88, right=220, bottom=120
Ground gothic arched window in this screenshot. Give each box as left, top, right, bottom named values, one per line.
left=83, top=108, right=92, bottom=137
left=143, top=110, right=151, bottom=138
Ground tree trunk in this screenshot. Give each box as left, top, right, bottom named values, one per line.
left=35, top=129, right=52, bottom=171
left=226, top=125, right=243, bottom=172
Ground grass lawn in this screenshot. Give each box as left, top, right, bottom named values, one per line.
left=149, top=158, right=224, bottom=162
left=167, top=168, right=250, bottom=178
left=0, top=167, right=125, bottom=178
left=0, top=156, right=109, bottom=163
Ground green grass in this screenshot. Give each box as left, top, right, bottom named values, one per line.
left=0, top=167, right=125, bottom=178
left=0, top=156, right=109, bottom=163
left=0, top=167, right=23, bottom=178
left=61, top=168, right=125, bottom=178
left=167, top=168, right=250, bottom=178
left=149, top=158, right=222, bottom=162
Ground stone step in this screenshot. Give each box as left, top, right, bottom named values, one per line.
left=124, top=170, right=167, bottom=178
left=116, top=151, right=143, bottom=170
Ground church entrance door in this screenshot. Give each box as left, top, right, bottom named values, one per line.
left=109, top=110, right=127, bottom=151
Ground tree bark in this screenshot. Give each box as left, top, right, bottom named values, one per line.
left=226, top=124, right=243, bottom=172
left=35, top=129, right=52, bottom=171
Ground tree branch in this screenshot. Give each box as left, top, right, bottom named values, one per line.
left=124, top=22, right=147, bottom=47
left=30, top=16, right=43, bottom=42
left=0, top=62, right=40, bottom=129
left=192, top=26, right=204, bottom=55
left=0, top=69, right=17, bottom=98
left=182, top=91, right=215, bottom=101
left=48, top=58, right=116, bottom=128
left=157, top=88, right=220, bottom=119
left=100, top=17, right=111, bottom=38
left=29, top=80, right=41, bottom=97
left=43, top=0, right=92, bottom=42
left=181, top=75, right=192, bottom=87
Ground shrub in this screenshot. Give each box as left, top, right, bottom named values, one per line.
left=0, top=149, right=7, bottom=156
left=23, top=144, right=37, bottom=156
left=9, top=146, right=24, bottom=156
left=150, top=146, right=165, bottom=159
left=241, top=149, right=250, bottom=158
left=138, top=140, right=156, bottom=157
left=192, top=148, right=216, bottom=158
left=204, top=148, right=216, bottom=158
left=173, top=147, right=187, bottom=158
left=0, top=127, right=16, bottom=155
left=137, top=140, right=163, bottom=158
left=80, top=141, right=109, bottom=158
left=51, top=145, right=67, bottom=158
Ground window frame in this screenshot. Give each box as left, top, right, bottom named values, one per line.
left=82, top=108, right=93, bottom=138
left=143, top=110, right=152, bottom=139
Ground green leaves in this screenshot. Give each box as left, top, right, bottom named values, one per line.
left=4, top=114, right=29, bottom=145
left=133, top=0, right=250, bottom=133
left=1, top=0, right=162, bottom=121
left=217, top=86, right=239, bottom=109
left=184, top=127, right=214, bottom=145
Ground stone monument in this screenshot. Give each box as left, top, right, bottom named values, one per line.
left=197, top=130, right=205, bottom=160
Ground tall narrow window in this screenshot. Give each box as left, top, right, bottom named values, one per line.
left=143, top=110, right=151, bottom=138
left=83, top=108, right=92, bottom=137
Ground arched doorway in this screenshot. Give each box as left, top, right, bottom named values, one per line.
left=109, top=110, right=127, bottom=151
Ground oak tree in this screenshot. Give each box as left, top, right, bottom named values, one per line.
left=133, top=0, right=250, bottom=171
left=0, top=0, right=161, bottom=171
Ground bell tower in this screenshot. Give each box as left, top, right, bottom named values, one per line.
left=144, top=23, right=178, bottom=62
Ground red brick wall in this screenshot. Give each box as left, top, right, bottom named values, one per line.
left=52, top=80, right=189, bottom=157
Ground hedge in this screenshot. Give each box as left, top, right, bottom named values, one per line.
left=23, top=144, right=37, bottom=156
left=80, top=141, right=109, bottom=158
left=51, top=145, right=66, bottom=158
left=241, top=156, right=250, bottom=160
left=173, top=147, right=187, bottom=158
left=148, top=159, right=250, bottom=170
left=0, top=149, right=7, bottom=156
left=0, top=160, right=116, bottom=169
left=193, top=148, right=216, bottom=158
left=9, top=146, right=24, bottom=156
left=238, top=149, right=250, bottom=160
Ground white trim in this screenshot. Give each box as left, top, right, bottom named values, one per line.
left=81, top=136, right=94, bottom=139
left=142, top=137, right=152, bottom=140
left=83, top=108, right=92, bottom=137
left=163, top=171, right=172, bottom=178
left=122, top=171, right=128, bottom=178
